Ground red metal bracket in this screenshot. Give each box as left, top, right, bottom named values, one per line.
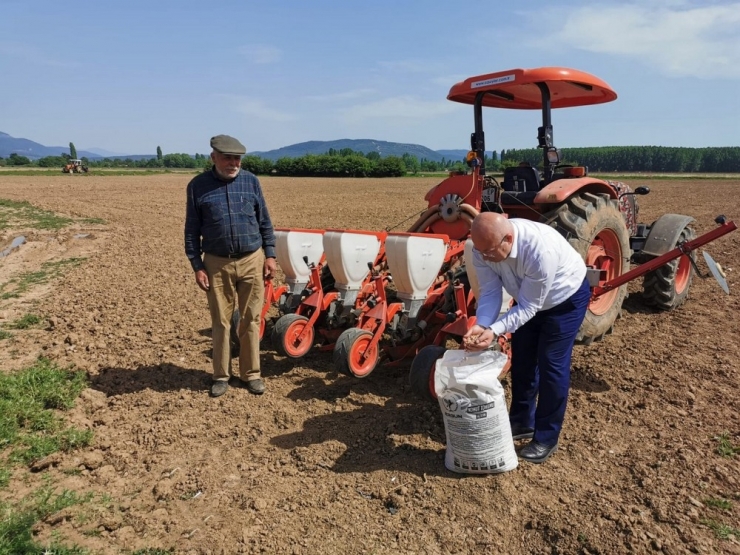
left=593, top=220, right=737, bottom=298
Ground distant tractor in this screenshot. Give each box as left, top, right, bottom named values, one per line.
left=62, top=159, right=89, bottom=173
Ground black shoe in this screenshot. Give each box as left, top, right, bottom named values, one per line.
left=518, top=440, right=558, bottom=464
left=210, top=380, right=229, bottom=397
left=510, top=424, right=534, bottom=440
left=245, top=378, right=265, bottom=395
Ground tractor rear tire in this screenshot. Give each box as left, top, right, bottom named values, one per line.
left=272, top=314, right=314, bottom=358
left=642, top=225, right=696, bottom=310
left=541, top=192, right=630, bottom=344
left=409, top=345, right=446, bottom=402
left=333, top=328, right=378, bottom=378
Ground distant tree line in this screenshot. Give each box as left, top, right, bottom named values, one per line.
left=501, top=146, right=740, bottom=173
left=241, top=148, right=468, bottom=177
left=0, top=152, right=212, bottom=169
left=0, top=147, right=469, bottom=176
left=2, top=145, right=738, bottom=174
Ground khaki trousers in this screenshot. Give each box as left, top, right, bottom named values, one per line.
left=203, top=250, right=264, bottom=382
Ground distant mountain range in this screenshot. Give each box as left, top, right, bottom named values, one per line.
left=0, top=131, right=467, bottom=162
left=0, top=132, right=153, bottom=160
left=0, top=131, right=101, bottom=160
left=251, top=139, right=468, bottom=162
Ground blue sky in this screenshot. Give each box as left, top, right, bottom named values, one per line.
left=1, top=0, right=738, bottom=156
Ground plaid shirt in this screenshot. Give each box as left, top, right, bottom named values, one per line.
left=185, top=169, right=276, bottom=272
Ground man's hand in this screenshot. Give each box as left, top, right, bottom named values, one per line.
left=195, top=269, right=210, bottom=292
left=462, top=324, right=494, bottom=351
left=264, top=257, right=277, bottom=280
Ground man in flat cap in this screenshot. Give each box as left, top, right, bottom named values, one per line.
left=185, top=134, right=277, bottom=397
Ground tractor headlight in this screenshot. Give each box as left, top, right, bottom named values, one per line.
left=546, top=148, right=561, bottom=165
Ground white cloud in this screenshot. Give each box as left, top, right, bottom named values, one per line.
left=341, top=96, right=458, bottom=124
left=239, top=44, right=281, bottom=64
left=216, top=94, right=296, bottom=122
left=547, top=1, right=740, bottom=78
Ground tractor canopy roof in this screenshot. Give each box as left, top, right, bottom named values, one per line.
left=447, top=67, right=617, bottom=109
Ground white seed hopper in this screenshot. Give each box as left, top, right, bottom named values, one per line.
left=274, top=228, right=325, bottom=288
left=323, top=230, right=384, bottom=293
left=385, top=233, right=449, bottom=300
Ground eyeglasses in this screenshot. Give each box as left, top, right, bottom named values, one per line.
left=473, top=235, right=507, bottom=258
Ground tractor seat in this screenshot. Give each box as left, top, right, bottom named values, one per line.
left=502, top=166, right=541, bottom=192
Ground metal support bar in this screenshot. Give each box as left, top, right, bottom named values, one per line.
left=592, top=220, right=737, bottom=298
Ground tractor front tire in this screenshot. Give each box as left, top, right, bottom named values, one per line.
left=333, top=328, right=378, bottom=378
left=409, top=345, right=446, bottom=402
left=642, top=226, right=696, bottom=310
left=542, top=192, right=630, bottom=344
left=272, top=314, right=314, bottom=358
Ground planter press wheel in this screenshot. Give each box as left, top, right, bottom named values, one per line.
left=333, top=328, right=378, bottom=378
left=272, top=313, right=314, bottom=358
left=642, top=226, right=696, bottom=310
left=409, top=345, right=446, bottom=402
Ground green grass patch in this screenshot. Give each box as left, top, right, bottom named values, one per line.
left=0, top=465, right=9, bottom=489
left=0, top=258, right=85, bottom=300
left=0, top=197, right=107, bottom=236
left=0, top=487, right=91, bottom=554
left=0, top=199, right=73, bottom=231
left=705, top=497, right=733, bottom=510
left=0, top=330, right=11, bottom=341
left=0, top=358, right=91, bottom=465
left=78, top=217, right=106, bottom=225
left=714, top=432, right=740, bottom=458
left=701, top=519, right=740, bottom=540
left=7, top=314, right=41, bottom=330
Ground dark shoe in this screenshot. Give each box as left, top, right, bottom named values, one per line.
left=210, top=380, right=229, bottom=397
left=518, top=440, right=558, bottom=464
left=510, top=424, right=534, bottom=440
left=245, top=378, right=265, bottom=395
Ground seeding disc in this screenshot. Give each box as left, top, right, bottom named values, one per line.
left=703, top=250, right=730, bottom=294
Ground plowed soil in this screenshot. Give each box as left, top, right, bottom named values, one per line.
left=0, top=175, right=738, bottom=555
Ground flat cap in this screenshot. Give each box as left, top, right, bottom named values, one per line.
left=210, top=134, right=246, bottom=155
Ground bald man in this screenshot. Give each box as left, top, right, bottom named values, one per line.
left=462, top=212, right=591, bottom=464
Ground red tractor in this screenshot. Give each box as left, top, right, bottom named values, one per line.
left=235, top=67, right=734, bottom=389
left=406, top=66, right=735, bottom=399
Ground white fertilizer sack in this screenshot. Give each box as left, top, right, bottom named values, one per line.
left=434, top=349, right=518, bottom=474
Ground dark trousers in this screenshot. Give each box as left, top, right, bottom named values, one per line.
left=509, top=277, right=591, bottom=445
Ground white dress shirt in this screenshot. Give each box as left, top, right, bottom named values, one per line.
left=473, top=218, right=587, bottom=336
